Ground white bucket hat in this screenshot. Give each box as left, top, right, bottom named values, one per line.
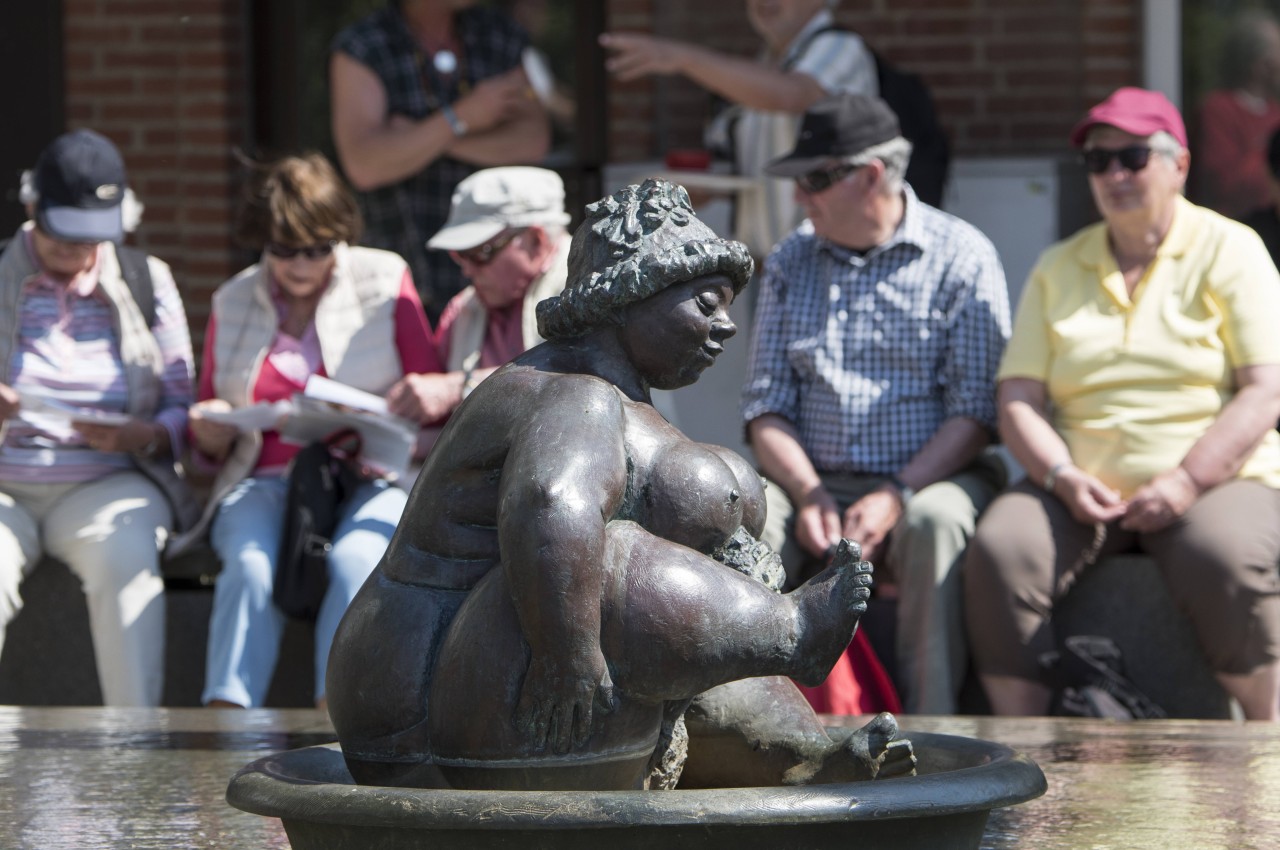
left=427, top=166, right=571, bottom=251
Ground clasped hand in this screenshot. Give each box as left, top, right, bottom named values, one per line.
left=1053, top=465, right=1199, bottom=532
left=796, top=485, right=903, bottom=565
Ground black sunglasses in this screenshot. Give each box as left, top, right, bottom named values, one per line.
left=454, top=229, right=523, bottom=266
left=795, top=162, right=860, bottom=194
left=265, top=241, right=336, bottom=260
left=1080, top=146, right=1154, bottom=175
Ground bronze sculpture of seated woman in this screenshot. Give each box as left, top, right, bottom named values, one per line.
left=326, top=179, right=914, bottom=791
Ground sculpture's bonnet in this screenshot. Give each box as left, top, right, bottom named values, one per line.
left=537, top=179, right=753, bottom=340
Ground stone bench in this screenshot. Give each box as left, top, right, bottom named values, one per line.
left=1053, top=554, right=1233, bottom=719
left=0, top=549, right=316, bottom=707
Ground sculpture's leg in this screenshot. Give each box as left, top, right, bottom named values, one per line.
left=605, top=524, right=872, bottom=700
left=679, top=677, right=917, bottom=787
left=426, top=522, right=873, bottom=787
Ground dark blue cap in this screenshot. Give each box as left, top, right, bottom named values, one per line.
left=33, top=129, right=126, bottom=243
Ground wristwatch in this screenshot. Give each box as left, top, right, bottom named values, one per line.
left=885, top=474, right=915, bottom=506
left=440, top=104, right=468, bottom=138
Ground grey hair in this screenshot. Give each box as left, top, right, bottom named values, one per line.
left=846, top=136, right=914, bottom=192
left=536, top=179, right=753, bottom=341
left=1148, top=130, right=1185, bottom=159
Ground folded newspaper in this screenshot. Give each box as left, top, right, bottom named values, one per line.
left=200, top=376, right=416, bottom=480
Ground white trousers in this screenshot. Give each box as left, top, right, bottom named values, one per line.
left=0, top=471, right=170, bottom=706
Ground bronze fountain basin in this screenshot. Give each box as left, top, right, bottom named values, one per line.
left=227, top=728, right=1047, bottom=850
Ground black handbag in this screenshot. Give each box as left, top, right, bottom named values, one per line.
left=274, top=430, right=362, bottom=620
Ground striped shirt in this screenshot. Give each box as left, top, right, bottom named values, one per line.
left=742, top=187, right=1011, bottom=474
left=1, top=234, right=194, bottom=483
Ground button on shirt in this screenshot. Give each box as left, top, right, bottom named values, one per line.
left=742, top=187, right=1011, bottom=474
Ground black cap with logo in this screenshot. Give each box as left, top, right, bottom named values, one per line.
left=33, top=129, right=126, bottom=243
left=765, top=93, right=902, bottom=178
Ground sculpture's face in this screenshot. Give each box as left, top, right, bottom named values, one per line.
left=619, top=273, right=737, bottom=390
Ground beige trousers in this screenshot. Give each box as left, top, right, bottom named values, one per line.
left=0, top=471, right=170, bottom=706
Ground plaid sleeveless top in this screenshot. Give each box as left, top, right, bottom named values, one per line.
left=332, top=4, right=528, bottom=318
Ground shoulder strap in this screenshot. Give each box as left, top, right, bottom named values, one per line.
left=781, top=25, right=845, bottom=72
left=113, top=244, right=156, bottom=327
left=0, top=236, right=156, bottom=326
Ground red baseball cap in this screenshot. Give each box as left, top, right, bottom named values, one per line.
left=1069, top=87, right=1187, bottom=149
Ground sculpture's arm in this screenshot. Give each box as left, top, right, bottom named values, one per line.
left=498, top=379, right=630, bottom=755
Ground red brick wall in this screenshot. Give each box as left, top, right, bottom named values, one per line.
left=53, top=0, right=1143, bottom=335
left=605, top=0, right=1142, bottom=161
left=63, top=0, right=250, bottom=337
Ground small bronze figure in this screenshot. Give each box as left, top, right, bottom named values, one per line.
left=326, top=179, right=914, bottom=791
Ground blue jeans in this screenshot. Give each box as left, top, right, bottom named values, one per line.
left=203, top=474, right=407, bottom=707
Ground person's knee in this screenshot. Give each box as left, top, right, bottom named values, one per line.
left=327, top=531, right=390, bottom=597
left=900, top=483, right=978, bottom=544
left=214, top=543, right=276, bottom=599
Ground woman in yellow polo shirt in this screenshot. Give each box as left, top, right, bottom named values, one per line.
left=964, top=88, right=1280, bottom=721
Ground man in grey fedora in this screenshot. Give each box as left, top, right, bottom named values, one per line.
left=741, top=93, right=1012, bottom=714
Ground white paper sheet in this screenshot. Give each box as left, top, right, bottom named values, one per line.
left=198, top=400, right=291, bottom=432
left=278, top=396, right=416, bottom=481
left=303, top=375, right=389, bottom=415
left=15, top=389, right=133, bottom=427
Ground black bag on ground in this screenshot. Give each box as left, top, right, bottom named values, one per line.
left=1040, top=635, right=1167, bottom=720
left=274, top=432, right=361, bottom=620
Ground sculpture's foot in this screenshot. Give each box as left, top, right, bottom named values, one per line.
left=783, top=712, right=917, bottom=785
left=790, top=539, right=872, bottom=685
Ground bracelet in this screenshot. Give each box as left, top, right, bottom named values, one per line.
left=1042, top=461, right=1071, bottom=492
left=440, top=104, right=468, bottom=137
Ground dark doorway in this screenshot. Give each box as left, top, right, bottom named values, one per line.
left=0, top=5, right=64, bottom=234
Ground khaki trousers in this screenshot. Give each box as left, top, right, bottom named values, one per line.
left=964, top=479, right=1280, bottom=681
left=0, top=471, right=170, bottom=706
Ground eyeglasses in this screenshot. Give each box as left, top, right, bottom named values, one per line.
left=265, top=241, right=336, bottom=260
left=1081, top=146, right=1154, bottom=175
left=454, top=229, right=523, bottom=266
left=795, top=163, right=859, bottom=194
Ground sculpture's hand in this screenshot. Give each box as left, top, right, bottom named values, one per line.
left=799, top=711, right=917, bottom=784
left=515, top=648, right=616, bottom=755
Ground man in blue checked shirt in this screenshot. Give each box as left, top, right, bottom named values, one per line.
left=743, top=93, right=1011, bottom=715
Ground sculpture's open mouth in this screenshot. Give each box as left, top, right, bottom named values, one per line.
left=227, top=730, right=1046, bottom=850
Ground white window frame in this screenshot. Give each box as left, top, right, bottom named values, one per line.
left=1144, top=0, right=1182, bottom=108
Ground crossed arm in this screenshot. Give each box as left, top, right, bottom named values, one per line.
left=330, top=52, right=550, bottom=191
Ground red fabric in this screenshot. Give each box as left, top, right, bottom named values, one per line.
left=1196, top=90, right=1280, bottom=219
left=795, top=629, right=902, bottom=716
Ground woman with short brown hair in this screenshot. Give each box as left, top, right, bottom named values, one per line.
left=185, top=152, right=442, bottom=709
